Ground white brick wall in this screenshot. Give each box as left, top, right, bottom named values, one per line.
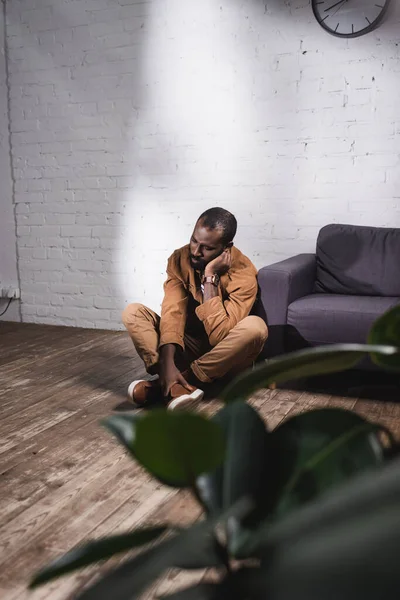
left=5, top=0, right=400, bottom=329
left=0, top=7, right=20, bottom=322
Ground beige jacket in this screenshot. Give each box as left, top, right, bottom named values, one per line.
left=160, top=244, right=258, bottom=348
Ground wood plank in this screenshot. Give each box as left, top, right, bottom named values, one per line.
left=52, top=490, right=203, bottom=600
left=326, top=395, right=357, bottom=410
left=0, top=325, right=106, bottom=367
left=7, top=485, right=178, bottom=600
left=0, top=371, right=143, bottom=526
left=0, top=324, right=399, bottom=600
left=0, top=364, right=139, bottom=479
left=283, top=392, right=333, bottom=419
left=0, top=387, right=118, bottom=478
left=257, top=388, right=305, bottom=430
left=2, top=465, right=159, bottom=583
left=0, top=330, right=121, bottom=383
left=0, top=336, right=135, bottom=423
left=0, top=446, right=128, bottom=571
left=0, top=410, right=118, bottom=526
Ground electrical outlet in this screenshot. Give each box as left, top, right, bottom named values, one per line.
left=0, top=287, right=20, bottom=299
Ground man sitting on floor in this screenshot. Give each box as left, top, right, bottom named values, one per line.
left=122, top=207, right=268, bottom=410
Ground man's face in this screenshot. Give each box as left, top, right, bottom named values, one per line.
left=189, top=221, right=226, bottom=271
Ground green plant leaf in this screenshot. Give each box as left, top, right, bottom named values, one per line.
left=269, top=408, right=386, bottom=518
left=246, top=503, right=400, bottom=600
left=368, top=304, right=400, bottom=371
left=75, top=498, right=252, bottom=600
left=159, top=565, right=264, bottom=599
left=31, top=526, right=226, bottom=597
left=220, top=403, right=269, bottom=513
left=196, top=403, right=270, bottom=559
left=159, top=568, right=262, bottom=600
left=219, top=343, right=399, bottom=403
left=246, top=460, right=400, bottom=599
left=254, top=454, right=400, bottom=553
left=103, top=410, right=226, bottom=487
left=76, top=531, right=178, bottom=600
left=30, top=527, right=167, bottom=589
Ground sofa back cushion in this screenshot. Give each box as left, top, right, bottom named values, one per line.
left=314, top=223, right=400, bottom=296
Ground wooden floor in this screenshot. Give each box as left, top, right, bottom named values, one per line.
left=1, top=323, right=400, bottom=599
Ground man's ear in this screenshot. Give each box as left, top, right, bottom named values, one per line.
left=226, top=241, right=233, bottom=250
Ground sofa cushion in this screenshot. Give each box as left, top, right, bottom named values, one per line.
left=287, top=294, right=400, bottom=345
left=314, top=223, right=400, bottom=296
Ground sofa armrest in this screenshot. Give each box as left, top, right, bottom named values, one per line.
left=257, top=254, right=316, bottom=326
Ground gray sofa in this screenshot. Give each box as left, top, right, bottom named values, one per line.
left=255, top=223, right=400, bottom=365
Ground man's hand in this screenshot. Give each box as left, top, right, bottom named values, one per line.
left=159, top=361, right=191, bottom=397
left=159, top=345, right=191, bottom=397
left=205, top=249, right=231, bottom=277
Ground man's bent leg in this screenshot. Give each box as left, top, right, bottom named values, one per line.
left=190, top=316, right=268, bottom=383
left=122, top=305, right=207, bottom=410
left=122, top=303, right=161, bottom=374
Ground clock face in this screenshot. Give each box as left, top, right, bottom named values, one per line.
left=312, top=0, right=391, bottom=38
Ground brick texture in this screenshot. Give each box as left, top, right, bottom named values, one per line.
left=5, top=0, right=400, bottom=329
left=0, top=9, right=19, bottom=322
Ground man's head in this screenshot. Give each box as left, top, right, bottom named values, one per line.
left=189, top=207, right=237, bottom=271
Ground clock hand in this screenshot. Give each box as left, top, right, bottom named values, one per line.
left=324, top=0, right=346, bottom=11
left=331, top=0, right=349, bottom=17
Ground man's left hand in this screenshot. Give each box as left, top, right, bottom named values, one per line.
left=205, top=249, right=231, bottom=277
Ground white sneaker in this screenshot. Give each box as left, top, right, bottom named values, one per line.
left=166, top=382, right=204, bottom=411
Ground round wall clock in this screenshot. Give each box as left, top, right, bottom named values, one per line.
left=312, top=0, right=391, bottom=38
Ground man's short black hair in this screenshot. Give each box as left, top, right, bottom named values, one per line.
left=197, top=207, right=237, bottom=245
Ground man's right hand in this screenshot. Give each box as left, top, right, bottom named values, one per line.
left=159, top=361, right=191, bottom=397
left=205, top=248, right=231, bottom=277
left=159, top=344, right=191, bottom=397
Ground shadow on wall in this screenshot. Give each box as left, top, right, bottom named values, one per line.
left=7, top=0, right=150, bottom=330
left=8, top=0, right=323, bottom=329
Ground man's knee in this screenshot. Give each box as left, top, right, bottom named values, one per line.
left=240, top=316, right=269, bottom=344
left=121, top=302, right=146, bottom=327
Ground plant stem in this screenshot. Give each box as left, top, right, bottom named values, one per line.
left=190, top=482, right=210, bottom=515
left=190, top=482, right=232, bottom=574
left=380, top=425, right=396, bottom=449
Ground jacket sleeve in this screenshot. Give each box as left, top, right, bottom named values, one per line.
left=159, top=255, right=188, bottom=350
left=195, top=269, right=258, bottom=346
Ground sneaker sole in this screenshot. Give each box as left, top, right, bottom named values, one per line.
left=167, top=388, right=204, bottom=411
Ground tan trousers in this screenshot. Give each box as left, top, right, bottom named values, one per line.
left=122, top=303, right=269, bottom=384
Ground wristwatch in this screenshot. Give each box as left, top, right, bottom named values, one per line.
left=201, top=273, right=220, bottom=286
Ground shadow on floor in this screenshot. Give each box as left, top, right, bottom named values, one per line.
left=258, top=325, right=400, bottom=402
left=281, top=370, right=400, bottom=402
left=74, top=346, right=147, bottom=401
left=79, top=326, right=400, bottom=409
